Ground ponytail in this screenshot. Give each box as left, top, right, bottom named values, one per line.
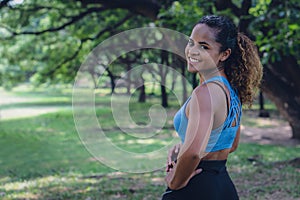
left=198, top=15, right=263, bottom=106
left=225, top=33, right=263, bottom=106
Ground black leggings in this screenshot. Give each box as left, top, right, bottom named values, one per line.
left=161, top=160, right=239, bottom=200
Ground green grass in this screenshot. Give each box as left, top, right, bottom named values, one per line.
left=228, top=143, right=300, bottom=200
left=0, top=85, right=299, bottom=199
left=0, top=111, right=113, bottom=179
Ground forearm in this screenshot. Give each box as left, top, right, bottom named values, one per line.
left=168, top=86, right=213, bottom=189
left=169, top=152, right=201, bottom=189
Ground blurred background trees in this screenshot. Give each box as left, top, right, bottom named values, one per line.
left=0, top=0, right=299, bottom=138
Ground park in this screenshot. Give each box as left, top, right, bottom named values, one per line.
left=0, top=0, right=299, bottom=199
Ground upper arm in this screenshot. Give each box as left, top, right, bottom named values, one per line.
left=179, top=85, right=215, bottom=158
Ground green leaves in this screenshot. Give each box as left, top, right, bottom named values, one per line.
left=251, top=0, right=300, bottom=65
left=157, top=0, right=205, bottom=34
left=0, top=0, right=299, bottom=87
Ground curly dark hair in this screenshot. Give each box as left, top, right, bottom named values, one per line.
left=197, top=15, right=263, bottom=106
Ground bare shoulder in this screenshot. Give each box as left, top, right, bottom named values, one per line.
left=192, top=83, right=223, bottom=100
left=189, top=84, right=212, bottom=111
left=191, top=83, right=225, bottom=112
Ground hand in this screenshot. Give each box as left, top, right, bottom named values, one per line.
left=165, top=162, right=202, bottom=190
left=166, top=143, right=181, bottom=172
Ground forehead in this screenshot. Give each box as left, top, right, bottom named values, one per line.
left=190, top=24, right=217, bottom=44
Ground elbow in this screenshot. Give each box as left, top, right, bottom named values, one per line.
left=181, top=150, right=201, bottom=161
left=229, top=143, right=238, bottom=153
left=179, top=142, right=202, bottom=162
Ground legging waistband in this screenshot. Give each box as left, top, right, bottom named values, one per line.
left=196, top=159, right=227, bottom=174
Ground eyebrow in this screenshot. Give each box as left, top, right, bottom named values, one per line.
left=189, top=38, right=210, bottom=46
left=198, top=41, right=210, bottom=46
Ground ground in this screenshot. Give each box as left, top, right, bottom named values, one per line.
left=1, top=92, right=298, bottom=147
left=240, top=110, right=299, bottom=147
left=0, top=89, right=299, bottom=200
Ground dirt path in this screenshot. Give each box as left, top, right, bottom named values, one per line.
left=0, top=107, right=64, bottom=120
left=241, top=123, right=299, bottom=147
left=240, top=110, right=299, bottom=147
left=0, top=89, right=67, bottom=120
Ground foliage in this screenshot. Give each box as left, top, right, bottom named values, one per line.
left=251, top=0, right=300, bottom=64
left=157, top=0, right=300, bottom=66
left=0, top=0, right=151, bottom=87
left=156, top=1, right=207, bottom=34
left=0, top=0, right=299, bottom=86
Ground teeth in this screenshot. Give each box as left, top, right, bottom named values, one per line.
left=189, top=57, right=200, bottom=62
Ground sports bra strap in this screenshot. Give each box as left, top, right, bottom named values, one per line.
left=208, top=81, right=229, bottom=116
left=202, top=76, right=242, bottom=129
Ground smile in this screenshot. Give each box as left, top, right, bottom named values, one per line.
left=188, top=57, right=201, bottom=63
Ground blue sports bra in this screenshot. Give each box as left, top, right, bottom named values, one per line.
left=173, top=76, right=242, bottom=152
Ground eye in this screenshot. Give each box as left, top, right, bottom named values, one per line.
left=187, top=39, right=194, bottom=46
left=200, top=45, right=208, bottom=50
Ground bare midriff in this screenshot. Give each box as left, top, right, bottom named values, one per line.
left=202, top=148, right=231, bottom=160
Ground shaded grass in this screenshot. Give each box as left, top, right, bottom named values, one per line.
left=228, top=144, right=300, bottom=199
left=1, top=140, right=299, bottom=199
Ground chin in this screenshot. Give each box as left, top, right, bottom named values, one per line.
left=187, top=64, right=199, bottom=73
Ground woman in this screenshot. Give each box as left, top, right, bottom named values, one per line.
left=162, top=15, right=263, bottom=200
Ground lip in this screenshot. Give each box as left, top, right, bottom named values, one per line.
left=188, top=57, right=201, bottom=64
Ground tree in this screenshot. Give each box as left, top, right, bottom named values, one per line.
left=252, top=0, right=300, bottom=139
left=158, top=0, right=300, bottom=139
left=0, top=0, right=155, bottom=85
left=1, top=0, right=300, bottom=139
left=0, top=0, right=176, bottom=105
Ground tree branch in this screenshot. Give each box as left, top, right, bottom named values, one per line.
left=0, top=23, right=15, bottom=39
left=214, top=0, right=254, bottom=36
left=7, top=4, right=72, bottom=18
left=8, top=5, right=62, bottom=12
left=42, top=13, right=133, bottom=78
left=11, top=7, right=107, bottom=36
left=214, top=0, right=241, bottom=16
left=77, top=0, right=162, bottom=20
left=82, top=13, right=133, bottom=42
left=238, top=0, right=254, bottom=36
left=41, top=40, right=83, bottom=78
left=240, top=0, right=252, bottom=15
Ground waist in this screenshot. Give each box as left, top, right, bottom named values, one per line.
left=196, top=159, right=227, bottom=174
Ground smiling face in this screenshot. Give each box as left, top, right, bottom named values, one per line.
left=185, top=24, right=229, bottom=74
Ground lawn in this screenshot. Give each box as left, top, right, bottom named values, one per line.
left=0, top=85, right=299, bottom=200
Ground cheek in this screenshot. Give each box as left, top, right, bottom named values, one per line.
left=185, top=46, right=189, bottom=57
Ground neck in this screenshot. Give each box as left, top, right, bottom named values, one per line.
left=198, top=66, right=226, bottom=84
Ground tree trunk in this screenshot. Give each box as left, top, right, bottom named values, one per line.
left=161, top=84, right=168, bottom=108
left=171, top=69, right=177, bottom=91
left=106, top=68, right=115, bottom=94
left=138, top=77, right=146, bottom=103
left=89, top=72, right=98, bottom=89
left=258, top=91, right=270, bottom=118
left=173, top=54, right=188, bottom=103
left=126, top=65, right=132, bottom=94
left=161, top=67, right=168, bottom=107
left=160, top=51, right=169, bottom=107
left=180, top=61, right=188, bottom=103
left=214, top=0, right=300, bottom=139
left=262, top=55, right=300, bottom=139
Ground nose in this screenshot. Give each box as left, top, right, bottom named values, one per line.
left=187, top=45, right=200, bottom=56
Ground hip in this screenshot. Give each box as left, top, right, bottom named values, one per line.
left=161, top=160, right=239, bottom=200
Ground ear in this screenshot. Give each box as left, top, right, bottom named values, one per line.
left=220, top=48, right=231, bottom=62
